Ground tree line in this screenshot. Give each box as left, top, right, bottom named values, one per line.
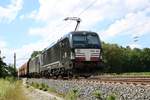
left=102, top=42, right=150, bottom=73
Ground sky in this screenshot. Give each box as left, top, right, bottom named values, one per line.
left=0, top=0, right=150, bottom=67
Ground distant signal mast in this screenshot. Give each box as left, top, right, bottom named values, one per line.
left=64, top=17, right=81, bottom=31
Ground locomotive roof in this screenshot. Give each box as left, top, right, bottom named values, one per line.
left=59, top=31, right=98, bottom=42
left=70, top=31, right=97, bottom=35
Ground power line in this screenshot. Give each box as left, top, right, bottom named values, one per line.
left=54, top=0, right=98, bottom=31
left=78, top=0, right=98, bottom=17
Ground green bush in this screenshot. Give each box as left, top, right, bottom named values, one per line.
left=106, top=94, right=116, bottom=100
left=93, top=90, right=103, bottom=100
left=31, top=82, right=49, bottom=91
left=65, top=88, right=79, bottom=100
left=31, top=82, right=40, bottom=89
left=36, top=83, right=42, bottom=90
left=42, top=83, right=49, bottom=91
left=34, top=83, right=39, bottom=89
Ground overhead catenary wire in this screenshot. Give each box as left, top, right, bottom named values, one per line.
left=77, top=0, right=98, bottom=17
left=54, top=0, right=98, bottom=31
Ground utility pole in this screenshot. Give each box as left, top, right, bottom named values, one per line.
left=0, top=50, right=1, bottom=58
left=14, top=52, right=16, bottom=76
left=64, top=17, right=81, bottom=31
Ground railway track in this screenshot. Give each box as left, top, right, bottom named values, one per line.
left=27, top=75, right=150, bottom=86
left=90, top=77, right=150, bottom=85
left=58, top=76, right=150, bottom=86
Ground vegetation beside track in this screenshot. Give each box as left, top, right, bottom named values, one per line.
left=102, top=42, right=150, bottom=73
left=30, top=82, right=64, bottom=98
left=0, top=77, right=27, bottom=100
left=115, top=72, right=150, bottom=76
left=97, top=72, right=150, bottom=77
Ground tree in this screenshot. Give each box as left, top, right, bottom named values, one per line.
left=0, top=57, right=17, bottom=77
left=102, top=42, right=125, bottom=73
left=141, top=48, right=150, bottom=71
left=0, top=57, right=7, bottom=77
left=102, top=42, right=150, bottom=73
left=31, top=51, right=42, bottom=58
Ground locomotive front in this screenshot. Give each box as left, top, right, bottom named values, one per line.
left=70, top=31, right=102, bottom=75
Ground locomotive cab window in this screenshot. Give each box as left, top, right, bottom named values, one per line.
left=87, top=34, right=99, bottom=45
left=72, top=32, right=101, bottom=48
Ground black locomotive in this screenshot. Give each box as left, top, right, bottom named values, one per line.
left=19, top=31, right=103, bottom=78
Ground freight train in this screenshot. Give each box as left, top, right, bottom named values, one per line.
left=18, top=31, right=103, bottom=78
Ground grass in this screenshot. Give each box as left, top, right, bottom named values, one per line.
left=120, top=72, right=150, bottom=76
left=92, top=90, right=103, bottom=100
left=64, top=88, right=79, bottom=100
left=48, top=87, right=57, bottom=93
left=31, top=82, right=49, bottom=91
left=92, top=90, right=117, bottom=100
left=30, top=82, right=64, bottom=98
left=101, top=72, right=150, bottom=77
left=106, top=94, right=116, bottom=100
left=0, top=78, right=27, bottom=100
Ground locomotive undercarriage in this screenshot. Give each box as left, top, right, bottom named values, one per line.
left=37, top=61, right=102, bottom=78
left=72, top=61, right=102, bottom=77
left=40, top=67, right=72, bottom=78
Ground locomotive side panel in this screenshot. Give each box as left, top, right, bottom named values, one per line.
left=35, top=56, right=40, bottom=75
left=40, top=41, right=62, bottom=75
left=39, top=37, right=72, bottom=77
left=28, top=56, right=40, bottom=77
left=60, top=37, right=71, bottom=69
left=29, top=59, right=34, bottom=74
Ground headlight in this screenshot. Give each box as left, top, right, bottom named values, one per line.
left=71, top=52, right=75, bottom=59
left=100, top=55, right=102, bottom=60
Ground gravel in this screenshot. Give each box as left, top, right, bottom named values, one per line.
left=27, top=78, right=150, bottom=100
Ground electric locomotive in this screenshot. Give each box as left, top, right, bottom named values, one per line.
left=19, top=17, right=103, bottom=78
left=39, top=31, right=102, bottom=77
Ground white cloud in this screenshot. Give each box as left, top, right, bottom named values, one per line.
left=24, top=0, right=150, bottom=38
left=129, top=43, right=142, bottom=49
left=102, top=7, right=150, bottom=39
left=1, top=39, right=51, bottom=68
left=0, top=40, right=13, bottom=66
left=125, top=0, right=150, bottom=12
left=0, top=40, right=7, bottom=49
left=0, top=0, right=23, bottom=23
